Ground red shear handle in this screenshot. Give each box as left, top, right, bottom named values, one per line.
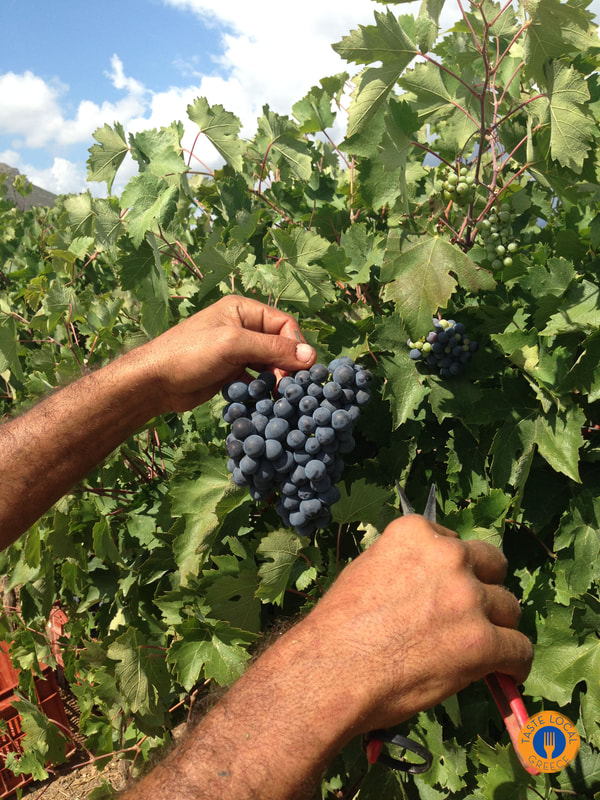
left=485, top=673, right=540, bottom=776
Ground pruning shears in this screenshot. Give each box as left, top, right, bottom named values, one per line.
left=364, top=482, right=540, bottom=777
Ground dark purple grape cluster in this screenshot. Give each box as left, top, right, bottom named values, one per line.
left=222, top=358, right=372, bottom=537
left=407, top=318, right=479, bottom=378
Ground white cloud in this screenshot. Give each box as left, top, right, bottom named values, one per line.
left=0, top=150, right=86, bottom=195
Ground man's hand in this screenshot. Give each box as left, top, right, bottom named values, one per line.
left=0, top=296, right=315, bottom=543
left=143, top=296, right=316, bottom=413
left=126, top=515, right=533, bottom=800
left=303, top=514, right=534, bottom=732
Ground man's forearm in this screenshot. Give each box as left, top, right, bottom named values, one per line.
left=0, top=346, right=160, bottom=547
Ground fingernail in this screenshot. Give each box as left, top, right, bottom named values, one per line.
left=295, top=343, right=314, bottom=363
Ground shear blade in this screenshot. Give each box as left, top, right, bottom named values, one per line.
left=395, top=480, right=415, bottom=515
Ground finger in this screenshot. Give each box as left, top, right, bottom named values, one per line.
left=486, top=626, right=534, bottom=685
left=462, top=539, right=508, bottom=584
left=482, top=583, right=522, bottom=629
left=223, top=296, right=304, bottom=338
left=226, top=329, right=316, bottom=372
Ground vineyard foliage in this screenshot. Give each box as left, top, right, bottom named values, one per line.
left=1, top=0, right=600, bottom=796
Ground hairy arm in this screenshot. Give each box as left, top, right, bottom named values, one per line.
left=0, top=296, right=315, bottom=548
left=123, top=517, right=534, bottom=800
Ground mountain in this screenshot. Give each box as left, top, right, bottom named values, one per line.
left=0, top=163, right=57, bottom=209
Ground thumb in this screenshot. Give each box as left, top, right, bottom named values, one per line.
left=230, top=329, right=317, bottom=372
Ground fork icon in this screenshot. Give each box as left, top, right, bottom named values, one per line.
left=544, top=729, right=556, bottom=759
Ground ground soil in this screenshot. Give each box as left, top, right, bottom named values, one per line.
left=21, top=757, right=131, bottom=800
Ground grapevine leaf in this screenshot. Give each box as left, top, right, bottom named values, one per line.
left=256, top=107, right=313, bottom=181
left=472, top=738, right=536, bottom=797
left=271, top=227, right=336, bottom=306
left=382, top=233, right=495, bottom=338
left=107, top=628, right=170, bottom=716
left=0, top=316, right=24, bottom=381
left=525, top=606, right=600, bottom=712
left=491, top=406, right=583, bottom=485
left=204, top=567, right=261, bottom=633
left=347, top=64, right=407, bottom=139
left=168, top=618, right=254, bottom=690
left=415, top=710, right=468, bottom=793
left=523, top=0, right=597, bottom=89
left=64, top=193, right=95, bottom=238
left=187, top=98, right=244, bottom=171
left=546, top=60, right=595, bottom=173
left=292, top=79, right=342, bottom=133
left=256, top=530, right=308, bottom=605
left=379, top=351, right=428, bottom=428
left=87, top=122, right=128, bottom=193
left=333, top=12, right=418, bottom=137
left=332, top=10, right=417, bottom=66
left=331, top=478, right=395, bottom=526
left=129, top=124, right=186, bottom=176
left=120, top=173, right=179, bottom=247
left=416, top=0, right=446, bottom=53
left=541, top=278, right=600, bottom=335
left=553, top=493, right=600, bottom=605
left=170, top=447, right=242, bottom=584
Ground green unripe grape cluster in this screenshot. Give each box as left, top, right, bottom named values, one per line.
left=476, top=201, right=518, bottom=269
left=442, top=168, right=476, bottom=207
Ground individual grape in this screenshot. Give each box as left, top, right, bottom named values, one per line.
left=313, top=407, right=331, bottom=426
left=284, top=383, right=304, bottom=404
left=316, top=426, right=335, bottom=445
left=240, top=454, right=259, bottom=474
left=256, top=398, right=274, bottom=416
left=298, top=415, right=317, bottom=435
left=331, top=409, right=351, bottom=431
left=257, top=371, right=277, bottom=391
left=332, top=365, right=355, bottom=387
left=265, top=438, right=283, bottom=461
left=243, top=435, right=265, bottom=458
left=226, top=435, right=244, bottom=459
left=294, top=370, right=311, bottom=387
left=282, top=495, right=300, bottom=511
left=355, top=389, right=371, bottom=406
left=291, top=465, right=308, bottom=485
left=225, top=381, right=249, bottom=402
left=273, top=398, right=295, bottom=419
left=289, top=511, right=307, bottom=528
left=309, top=363, right=329, bottom=382
left=305, top=437, right=321, bottom=456
left=223, top=402, right=247, bottom=423
left=265, top=418, right=290, bottom=441
left=409, top=348, right=422, bottom=360
left=231, top=468, right=249, bottom=486
left=273, top=451, right=294, bottom=474
left=299, top=395, right=319, bottom=414
left=300, top=499, right=322, bottom=519
left=232, top=417, right=254, bottom=440
left=248, top=379, right=269, bottom=400
left=305, top=460, right=327, bottom=482
left=250, top=413, right=268, bottom=436
left=286, top=429, right=306, bottom=450
left=323, top=382, right=343, bottom=401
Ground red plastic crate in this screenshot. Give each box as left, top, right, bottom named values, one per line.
left=0, top=608, right=75, bottom=798
left=0, top=667, right=75, bottom=798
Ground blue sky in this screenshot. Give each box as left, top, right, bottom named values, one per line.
left=2, top=0, right=599, bottom=197
left=0, top=0, right=384, bottom=195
